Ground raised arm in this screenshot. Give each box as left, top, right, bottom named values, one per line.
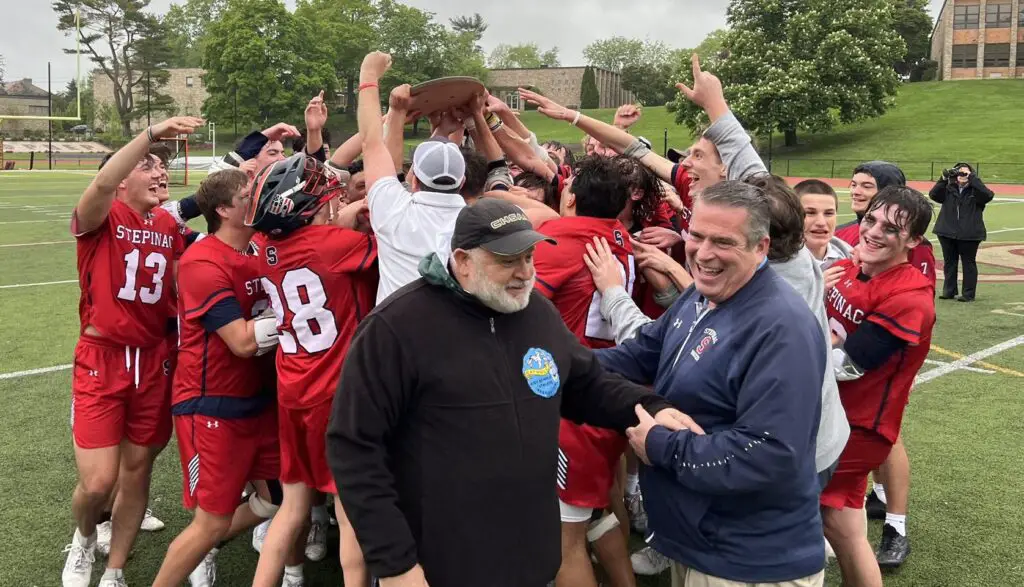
left=385, top=86, right=414, bottom=173
left=75, top=116, right=203, bottom=234
left=330, top=133, right=364, bottom=169
left=357, top=51, right=397, bottom=189
left=304, top=90, right=328, bottom=159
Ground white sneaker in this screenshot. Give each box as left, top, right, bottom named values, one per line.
left=631, top=546, right=671, bottom=575
left=140, top=508, right=165, bottom=531
left=61, top=534, right=96, bottom=587
left=252, top=519, right=270, bottom=553
left=625, top=491, right=648, bottom=534
left=281, top=569, right=305, bottom=587
left=305, top=520, right=327, bottom=562
left=97, top=577, right=128, bottom=587
left=189, top=550, right=218, bottom=586
left=96, top=521, right=112, bottom=556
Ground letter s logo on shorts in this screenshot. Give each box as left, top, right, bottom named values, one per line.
left=522, top=347, right=560, bottom=398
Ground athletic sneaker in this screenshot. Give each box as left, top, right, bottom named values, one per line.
left=96, top=521, right=113, bottom=556
left=189, top=549, right=218, bottom=586
left=630, top=546, right=671, bottom=575
left=305, top=520, right=327, bottom=562
left=865, top=491, right=887, bottom=520
left=624, top=491, right=648, bottom=534
left=876, top=524, right=911, bottom=569
left=252, top=519, right=271, bottom=553
left=97, top=571, right=128, bottom=587
left=140, top=508, right=165, bottom=531
left=61, top=532, right=96, bottom=587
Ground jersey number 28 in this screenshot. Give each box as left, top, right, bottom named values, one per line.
left=261, top=268, right=338, bottom=354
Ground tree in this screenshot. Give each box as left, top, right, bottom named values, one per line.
left=580, top=66, right=600, bottom=109
left=53, top=0, right=176, bottom=136
left=164, top=0, right=228, bottom=68
left=621, top=62, right=676, bottom=106
left=449, top=12, right=487, bottom=51
left=202, top=0, right=336, bottom=129
left=296, top=0, right=377, bottom=117
left=891, top=0, right=933, bottom=78
left=583, top=37, right=668, bottom=72
left=0, top=54, right=5, bottom=87
left=674, top=0, right=905, bottom=147
left=488, top=43, right=560, bottom=69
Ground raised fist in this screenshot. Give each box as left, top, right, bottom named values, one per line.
left=361, top=51, right=393, bottom=80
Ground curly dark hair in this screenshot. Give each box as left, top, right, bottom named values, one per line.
left=570, top=155, right=631, bottom=219
left=609, top=156, right=664, bottom=228
left=867, top=185, right=933, bottom=239
left=543, top=140, right=576, bottom=168
left=744, top=174, right=805, bottom=262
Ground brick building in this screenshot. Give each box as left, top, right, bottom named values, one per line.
left=487, top=66, right=634, bottom=110
left=930, top=0, right=1024, bottom=79
left=92, top=68, right=209, bottom=132
left=0, top=79, right=52, bottom=133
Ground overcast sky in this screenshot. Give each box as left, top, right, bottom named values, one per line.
left=1, top=0, right=946, bottom=89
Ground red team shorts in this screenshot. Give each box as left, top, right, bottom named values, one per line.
left=278, top=402, right=336, bottom=494
left=557, top=420, right=628, bottom=510
left=820, top=428, right=894, bottom=510
left=71, top=335, right=173, bottom=449
left=175, top=408, right=280, bottom=516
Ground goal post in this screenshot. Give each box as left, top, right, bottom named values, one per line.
left=162, top=135, right=190, bottom=187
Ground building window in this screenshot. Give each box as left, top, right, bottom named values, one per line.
left=953, top=4, right=979, bottom=29
left=185, top=76, right=194, bottom=88
left=505, top=92, right=521, bottom=110
left=1019, top=3, right=1024, bottom=26
left=951, top=44, right=978, bottom=68
left=983, top=43, right=1010, bottom=67
left=985, top=3, right=1012, bottom=27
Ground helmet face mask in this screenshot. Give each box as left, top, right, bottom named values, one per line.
left=245, top=154, right=342, bottom=236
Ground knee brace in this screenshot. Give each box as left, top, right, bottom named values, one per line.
left=248, top=491, right=279, bottom=519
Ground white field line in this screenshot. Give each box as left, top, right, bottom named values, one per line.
left=0, top=241, right=74, bottom=248
left=915, top=335, right=1024, bottom=386
left=923, top=358, right=993, bottom=375
left=0, top=279, right=77, bottom=289
left=987, top=227, right=1024, bottom=234
left=0, top=364, right=73, bottom=380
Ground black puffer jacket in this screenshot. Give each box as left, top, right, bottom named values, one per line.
left=929, top=164, right=995, bottom=241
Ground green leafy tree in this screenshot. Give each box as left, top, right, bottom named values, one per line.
left=673, top=0, right=905, bottom=147
left=0, top=54, right=5, bottom=87
left=582, top=37, right=668, bottom=72
left=202, top=0, right=336, bottom=129
left=164, top=0, right=228, bottom=68
left=449, top=12, right=487, bottom=52
left=891, top=0, right=933, bottom=78
left=580, top=66, right=600, bottom=109
left=53, top=0, right=176, bottom=136
left=296, top=0, right=377, bottom=117
left=488, top=43, right=560, bottom=69
left=621, top=62, right=676, bottom=106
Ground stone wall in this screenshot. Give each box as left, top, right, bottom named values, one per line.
left=0, top=96, right=51, bottom=133
left=92, top=68, right=209, bottom=133
left=488, top=67, right=635, bottom=110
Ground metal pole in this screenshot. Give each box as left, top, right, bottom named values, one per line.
left=663, top=128, right=668, bottom=157
left=48, top=62, right=53, bottom=170
left=767, top=132, right=773, bottom=173
left=146, top=71, right=151, bottom=127
left=210, top=122, right=216, bottom=158
left=831, top=160, right=836, bottom=178
left=233, top=88, right=238, bottom=136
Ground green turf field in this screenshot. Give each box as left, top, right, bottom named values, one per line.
left=1, top=171, right=1022, bottom=586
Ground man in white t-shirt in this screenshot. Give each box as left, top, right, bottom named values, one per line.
left=357, top=52, right=468, bottom=303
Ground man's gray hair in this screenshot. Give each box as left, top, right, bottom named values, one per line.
left=698, top=180, right=770, bottom=248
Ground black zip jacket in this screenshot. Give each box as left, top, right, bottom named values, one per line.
left=326, top=253, right=673, bottom=587
left=929, top=171, right=994, bottom=241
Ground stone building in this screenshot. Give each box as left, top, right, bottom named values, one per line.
left=92, top=68, right=209, bottom=132
left=930, top=0, right=1023, bottom=80
left=487, top=66, right=635, bottom=110
left=0, top=79, right=52, bottom=133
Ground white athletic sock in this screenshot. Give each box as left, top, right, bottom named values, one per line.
left=885, top=513, right=907, bottom=536
left=284, top=564, right=304, bottom=577
left=101, top=568, right=124, bottom=581
left=625, top=473, right=640, bottom=496
left=873, top=483, right=887, bottom=504
left=311, top=504, right=329, bottom=523
left=74, top=528, right=96, bottom=547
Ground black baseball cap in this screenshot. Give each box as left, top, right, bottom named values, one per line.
left=667, top=147, right=688, bottom=164
left=451, top=199, right=556, bottom=255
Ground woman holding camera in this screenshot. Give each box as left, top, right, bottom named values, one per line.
left=929, top=163, right=994, bottom=301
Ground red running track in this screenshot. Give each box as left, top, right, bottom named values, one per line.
left=782, top=177, right=1024, bottom=196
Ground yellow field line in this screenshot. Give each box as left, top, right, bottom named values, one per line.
left=930, top=344, right=1024, bottom=377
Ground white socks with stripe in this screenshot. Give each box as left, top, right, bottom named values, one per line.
left=873, top=483, right=887, bottom=504
left=885, top=513, right=907, bottom=536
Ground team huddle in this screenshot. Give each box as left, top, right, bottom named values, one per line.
left=61, top=50, right=937, bottom=587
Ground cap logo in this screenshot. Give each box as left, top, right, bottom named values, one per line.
left=490, top=212, right=529, bottom=230
left=268, top=194, right=295, bottom=216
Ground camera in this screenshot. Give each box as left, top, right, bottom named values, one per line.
left=946, top=167, right=969, bottom=180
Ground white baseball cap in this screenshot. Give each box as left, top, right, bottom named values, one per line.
left=411, top=138, right=466, bottom=191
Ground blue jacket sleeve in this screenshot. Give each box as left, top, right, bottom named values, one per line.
left=594, top=310, right=671, bottom=385
left=644, top=320, right=825, bottom=494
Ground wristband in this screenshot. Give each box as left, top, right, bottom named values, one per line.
left=358, top=82, right=378, bottom=91
left=570, top=111, right=581, bottom=127
left=146, top=126, right=156, bottom=143
left=622, top=137, right=652, bottom=160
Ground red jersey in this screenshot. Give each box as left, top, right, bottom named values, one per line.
left=73, top=199, right=184, bottom=348
left=173, top=236, right=269, bottom=405
left=257, top=224, right=377, bottom=409
left=669, top=163, right=694, bottom=236
left=534, top=216, right=635, bottom=348
left=826, top=260, right=935, bottom=442
left=835, top=219, right=937, bottom=288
